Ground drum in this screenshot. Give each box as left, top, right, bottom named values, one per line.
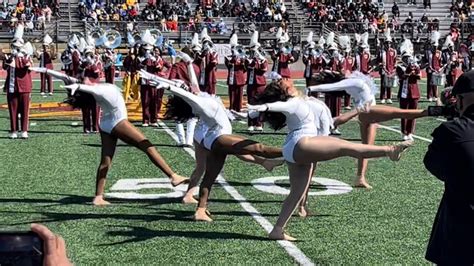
left=384, top=75, right=399, bottom=88
left=431, top=73, right=446, bottom=86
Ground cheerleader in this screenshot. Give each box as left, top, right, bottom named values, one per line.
left=29, top=67, right=189, bottom=206
left=249, top=77, right=413, bottom=241
left=139, top=69, right=284, bottom=222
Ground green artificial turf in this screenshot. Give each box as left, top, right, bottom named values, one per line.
left=0, top=80, right=443, bottom=264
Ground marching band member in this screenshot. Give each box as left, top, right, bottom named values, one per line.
left=397, top=38, right=421, bottom=141
left=225, top=33, right=247, bottom=112
left=102, top=47, right=117, bottom=84
left=446, top=51, right=464, bottom=85
left=442, top=36, right=455, bottom=87
left=249, top=78, right=413, bottom=241
left=3, top=25, right=33, bottom=139
left=61, top=35, right=81, bottom=77
left=168, top=45, right=200, bottom=147
left=245, top=31, right=268, bottom=132
left=271, top=27, right=295, bottom=80
left=325, top=33, right=344, bottom=125
left=196, top=28, right=218, bottom=95
left=379, top=30, right=397, bottom=104
left=36, top=34, right=55, bottom=97
left=303, top=33, right=325, bottom=98
left=339, top=35, right=354, bottom=109
left=355, top=32, right=372, bottom=78
left=138, top=30, right=160, bottom=127
left=139, top=69, right=284, bottom=222
left=29, top=67, right=189, bottom=206
left=79, top=44, right=101, bottom=134
left=122, top=43, right=141, bottom=102
left=426, top=31, right=441, bottom=101
left=153, top=46, right=172, bottom=120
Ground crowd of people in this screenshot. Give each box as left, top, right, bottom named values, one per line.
left=0, top=0, right=58, bottom=32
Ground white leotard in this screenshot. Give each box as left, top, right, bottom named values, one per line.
left=169, top=87, right=232, bottom=150
left=264, top=97, right=318, bottom=163
left=76, top=84, right=127, bottom=134
left=306, top=97, right=333, bottom=137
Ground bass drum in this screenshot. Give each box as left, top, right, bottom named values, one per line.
left=431, top=73, right=446, bottom=86
left=384, top=74, right=399, bottom=88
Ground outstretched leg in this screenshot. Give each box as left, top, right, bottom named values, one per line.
left=358, top=105, right=428, bottom=125
left=195, top=150, right=227, bottom=222
left=269, top=162, right=313, bottom=241
left=293, top=136, right=412, bottom=164
left=183, top=140, right=208, bottom=204
left=354, top=122, right=377, bottom=189
left=111, top=120, right=189, bottom=186
left=213, top=134, right=283, bottom=159
left=235, top=154, right=285, bottom=172
left=93, top=131, right=118, bottom=206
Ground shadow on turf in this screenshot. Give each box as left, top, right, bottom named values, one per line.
left=102, top=225, right=270, bottom=245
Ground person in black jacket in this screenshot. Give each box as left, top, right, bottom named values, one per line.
left=423, top=70, right=474, bottom=265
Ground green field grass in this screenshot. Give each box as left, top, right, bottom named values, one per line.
left=0, top=80, right=444, bottom=264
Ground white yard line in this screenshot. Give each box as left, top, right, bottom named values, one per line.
left=378, top=124, right=432, bottom=143
left=157, top=121, right=314, bottom=266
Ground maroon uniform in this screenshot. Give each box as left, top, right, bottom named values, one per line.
left=195, top=50, right=218, bottom=95
left=325, top=56, right=344, bottom=117
left=71, top=49, right=81, bottom=77
left=4, top=56, right=33, bottom=134
left=397, top=64, right=421, bottom=136
left=81, top=61, right=101, bottom=133
left=103, top=50, right=116, bottom=84
left=380, top=47, right=397, bottom=101
left=38, top=49, right=54, bottom=94
left=154, top=56, right=172, bottom=118
left=168, top=61, right=201, bottom=89
left=225, top=55, right=247, bottom=112
left=342, top=54, right=355, bottom=107
left=245, top=57, right=268, bottom=127
left=139, top=57, right=160, bottom=125
left=271, top=52, right=294, bottom=79
left=428, top=49, right=442, bottom=99
left=303, top=52, right=325, bottom=97
left=356, top=50, right=371, bottom=74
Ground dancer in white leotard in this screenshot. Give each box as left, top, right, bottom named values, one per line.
left=248, top=79, right=413, bottom=241
left=140, top=69, right=284, bottom=221
left=307, top=71, right=432, bottom=189
left=29, top=67, right=189, bottom=206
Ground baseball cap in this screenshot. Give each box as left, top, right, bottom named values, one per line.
left=452, top=70, right=474, bottom=95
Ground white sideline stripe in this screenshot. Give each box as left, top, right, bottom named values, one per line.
left=378, top=124, right=432, bottom=143
left=157, top=121, right=314, bottom=266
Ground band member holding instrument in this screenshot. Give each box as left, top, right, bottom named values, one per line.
left=3, top=25, right=33, bottom=139
left=226, top=33, right=247, bottom=112
left=80, top=45, right=101, bottom=134
left=303, top=32, right=325, bottom=98
left=103, top=48, right=117, bottom=84
left=325, top=39, right=344, bottom=123
left=196, top=28, right=218, bottom=95
left=442, top=36, right=455, bottom=87
left=153, top=46, right=172, bottom=120
left=379, top=30, right=397, bottom=104
left=36, top=34, right=56, bottom=97
left=271, top=27, right=295, bottom=80
left=123, top=43, right=141, bottom=102
left=427, top=31, right=441, bottom=101
left=245, top=31, right=268, bottom=132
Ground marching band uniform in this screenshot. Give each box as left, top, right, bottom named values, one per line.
left=303, top=47, right=325, bottom=99
left=80, top=51, right=102, bottom=133
left=4, top=38, right=33, bottom=139
left=446, top=51, right=464, bottom=85
left=154, top=50, right=172, bottom=119
left=342, top=52, right=355, bottom=108
left=122, top=46, right=140, bottom=102
left=428, top=47, right=442, bottom=100
left=246, top=32, right=267, bottom=131
left=61, top=39, right=81, bottom=77
left=195, top=49, right=218, bottom=95
left=379, top=41, right=397, bottom=104
left=271, top=27, right=294, bottom=80
left=397, top=56, right=421, bottom=141
left=226, top=34, right=247, bottom=112
left=138, top=44, right=160, bottom=127
left=325, top=47, right=344, bottom=118
left=442, top=38, right=455, bottom=87
left=37, top=45, right=55, bottom=96
left=103, top=48, right=116, bottom=84
left=355, top=47, right=372, bottom=76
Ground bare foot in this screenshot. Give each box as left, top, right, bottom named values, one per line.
left=353, top=177, right=373, bottom=189
left=171, top=174, right=190, bottom=187
left=92, top=196, right=111, bottom=206
left=194, top=208, right=213, bottom=222
left=297, top=206, right=309, bottom=218
left=182, top=195, right=198, bottom=204
left=269, top=228, right=297, bottom=241
left=388, top=140, right=414, bottom=161
left=262, top=158, right=285, bottom=172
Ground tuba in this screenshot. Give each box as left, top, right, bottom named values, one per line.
left=90, top=28, right=106, bottom=47
left=282, top=42, right=293, bottom=55
left=103, top=30, right=122, bottom=49
left=149, top=29, right=162, bottom=46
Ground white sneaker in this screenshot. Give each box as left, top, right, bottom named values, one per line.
left=407, top=134, right=414, bottom=141
left=428, top=98, right=433, bottom=102
left=20, top=131, right=28, bottom=139
left=8, top=132, right=18, bottom=139
left=403, top=135, right=409, bottom=141
left=255, top=126, right=263, bottom=132
left=247, top=126, right=254, bottom=132
left=344, top=106, right=352, bottom=110
left=142, top=123, right=149, bottom=127
left=387, top=99, right=393, bottom=104
left=150, top=123, right=158, bottom=127
left=331, top=129, right=341, bottom=135
left=381, top=99, right=386, bottom=104
left=49, top=92, right=53, bottom=96
left=40, top=92, right=45, bottom=96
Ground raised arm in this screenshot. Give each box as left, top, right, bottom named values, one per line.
left=248, top=98, right=299, bottom=115
left=30, top=67, right=79, bottom=84
left=62, top=83, right=109, bottom=98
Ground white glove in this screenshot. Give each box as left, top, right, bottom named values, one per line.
left=29, top=67, right=48, bottom=73
left=177, top=51, right=193, bottom=63
left=247, top=104, right=268, bottom=112
left=62, top=84, right=80, bottom=96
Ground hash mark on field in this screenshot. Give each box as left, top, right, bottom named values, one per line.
left=157, top=121, right=314, bottom=266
